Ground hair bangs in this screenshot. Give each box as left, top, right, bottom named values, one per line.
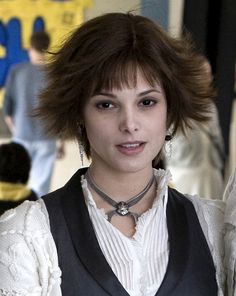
left=91, top=53, right=162, bottom=95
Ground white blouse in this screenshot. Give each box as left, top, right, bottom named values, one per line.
left=82, top=169, right=171, bottom=296
left=0, top=168, right=236, bottom=296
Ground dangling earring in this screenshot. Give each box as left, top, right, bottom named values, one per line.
left=78, top=122, right=85, bottom=167
left=165, top=133, right=173, bottom=159
left=79, top=142, right=84, bottom=167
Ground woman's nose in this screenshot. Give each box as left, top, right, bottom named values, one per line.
left=118, top=109, right=140, bottom=133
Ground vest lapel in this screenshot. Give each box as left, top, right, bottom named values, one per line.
left=61, top=168, right=129, bottom=296
left=156, top=188, right=190, bottom=295
left=156, top=188, right=217, bottom=296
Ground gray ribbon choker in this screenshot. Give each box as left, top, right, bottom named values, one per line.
left=85, top=170, right=155, bottom=223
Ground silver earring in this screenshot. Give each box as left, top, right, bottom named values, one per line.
left=79, top=143, right=84, bottom=167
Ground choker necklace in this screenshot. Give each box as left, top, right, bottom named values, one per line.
left=85, top=170, right=155, bottom=223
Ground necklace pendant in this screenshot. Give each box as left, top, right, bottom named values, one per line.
left=116, top=201, right=130, bottom=216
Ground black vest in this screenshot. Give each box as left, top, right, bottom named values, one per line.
left=43, top=168, right=218, bottom=296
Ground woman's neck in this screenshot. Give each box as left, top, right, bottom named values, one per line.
left=86, top=164, right=157, bottom=237
left=88, top=164, right=154, bottom=203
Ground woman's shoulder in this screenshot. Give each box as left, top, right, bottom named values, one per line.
left=183, top=168, right=236, bottom=226
left=0, top=199, right=62, bottom=295
left=184, top=194, right=225, bottom=249
left=223, top=169, right=236, bottom=225
left=185, top=169, right=236, bottom=295
left=0, top=199, right=49, bottom=233
left=186, top=194, right=225, bottom=219
left=222, top=169, right=236, bottom=295
left=183, top=194, right=226, bottom=294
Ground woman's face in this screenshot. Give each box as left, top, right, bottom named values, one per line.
left=83, top=71, right=167, bottom=175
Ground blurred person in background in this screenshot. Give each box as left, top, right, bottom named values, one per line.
left=0, top=142, right=37, bottom=215
left=166, top=59, right=225, bottom=199
left=166, top=105, right=225, bottom=199
left=3, top=31, right=64, bottom=197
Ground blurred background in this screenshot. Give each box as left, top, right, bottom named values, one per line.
left=0, top=0, right=235, bottom=197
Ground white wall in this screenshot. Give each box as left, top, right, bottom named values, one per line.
left=168, top=0, right=184, bottom=37
left=85, top=0, right=184, bottom=36
left=85, top=0, right=141, bottom=20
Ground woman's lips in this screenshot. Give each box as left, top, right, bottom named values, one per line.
left=116, top=142, right=146, bottom=155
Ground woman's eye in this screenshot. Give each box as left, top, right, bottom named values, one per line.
left=96, top=102, right=114, bottom=109
left=140, top=99, right=156, bottom=107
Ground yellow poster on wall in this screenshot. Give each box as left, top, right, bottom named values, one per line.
left=0, top=0, right=92, bottom=103
left=0, top=0, right=92, bottom=48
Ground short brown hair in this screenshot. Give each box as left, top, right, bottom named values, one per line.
left=37, top=12, right=215, bottom=158
left=30, top=31, right=50, bottom=52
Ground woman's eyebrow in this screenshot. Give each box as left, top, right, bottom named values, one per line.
left=138, top=89, right=162, bottom=96
left=97, top=92, right=117, bottom=98
left=95, top=88, right=162, bottom=98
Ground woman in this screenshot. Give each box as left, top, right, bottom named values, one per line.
left=0, top=12, right=235, bottom=296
